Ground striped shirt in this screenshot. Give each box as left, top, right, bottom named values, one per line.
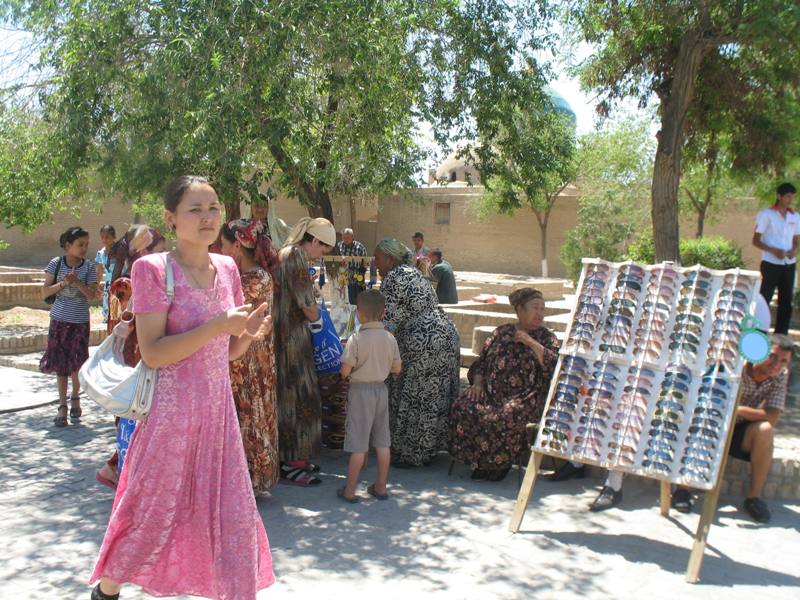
left=45, top=256, right=97, bottom=324
left=737, top=366, right=787, bottom=422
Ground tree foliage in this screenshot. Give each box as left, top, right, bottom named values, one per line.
left=0, top=0, right=554, bottom=226
left=566, top=0, right=800, bottom=262
left=560, top=112, right=654, bottom=280
left=472, top=74, right=577, bottom=275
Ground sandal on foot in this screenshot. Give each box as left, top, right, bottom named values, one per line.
left=285, top=459, right=321, bottom=473
left=337, top=487, right=360, bottom=504
left=54, top=405, right=68, bottom=427
left=69, top=396, right=82, bottom=421
left=95, top=470, right=118, bottom=491
left=367, top=484, right=389, bottom=500
left=91, top=583, right=120, bottom=599
left=671, top=488, right=692, bottom=513
left=279, top=464, right=321, bottom=486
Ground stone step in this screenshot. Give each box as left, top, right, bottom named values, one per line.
left=466, top=328, right=566, bottom=365
left=0, top=326, right=107, bottom=355
left=543, top=311, right=571, bottom=333
left=0, top=272, right=45, bottom=284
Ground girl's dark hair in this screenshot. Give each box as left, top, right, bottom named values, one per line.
left=164, top=175, right=217, bottom=211
left=302, top=232, right=317, bottom=244
left=220, top=221, right=280, bottom=283
left=100, top=224, right=116, bottom=237
left=59, top=226, right=89, bottom=249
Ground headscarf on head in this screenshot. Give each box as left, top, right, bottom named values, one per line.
left=509, top=287, right=543, bottom=309
left=283, top=217, right=336, bottom=248
left=376, top=238, right=415, bottom=267
left=225, top=218, right=280, bottom=282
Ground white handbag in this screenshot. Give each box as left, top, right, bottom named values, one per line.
left=79, top=253, right=174, bottom=420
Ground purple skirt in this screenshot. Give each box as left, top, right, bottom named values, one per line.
left=39, top=319, right=90, bottom=376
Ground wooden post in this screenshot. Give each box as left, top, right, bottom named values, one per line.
left=684, top=386, right=743, bottom=583
left=509, top=452, right=543, bottom=532
left=659, top=481, right=671, bottom=517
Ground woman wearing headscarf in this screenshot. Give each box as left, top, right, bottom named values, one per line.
left=374, top=239, right=460, bottom=467
left=274, top=217, right=336, bottom=485
left=448, top=287, right=560, bottom=481
left=220, top=219, right=280, bottom=493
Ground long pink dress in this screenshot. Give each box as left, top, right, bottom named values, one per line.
left=90, top=253, right=274, bottom=599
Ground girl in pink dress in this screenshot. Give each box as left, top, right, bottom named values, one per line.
left=89, top=176, right=275, bottom=600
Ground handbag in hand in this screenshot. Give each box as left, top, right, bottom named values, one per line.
left=79, top=253, right=174, bottom=420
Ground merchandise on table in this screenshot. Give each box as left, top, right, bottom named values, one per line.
left=537, top=259, right=761, bottom=490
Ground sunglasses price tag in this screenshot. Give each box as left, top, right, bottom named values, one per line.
left=738, top=314, right=770, bottom=364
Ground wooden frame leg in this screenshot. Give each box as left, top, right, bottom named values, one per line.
left=509, top=452, right=543, bottom=533
left=685, top=482, right=724, bottom=583
left=659, top=481, right=671, bottom=517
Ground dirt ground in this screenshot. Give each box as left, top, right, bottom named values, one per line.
left=0, top=306, right=103, bottom=331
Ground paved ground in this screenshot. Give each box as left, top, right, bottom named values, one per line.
left=1, top=367, right=799, bottom=600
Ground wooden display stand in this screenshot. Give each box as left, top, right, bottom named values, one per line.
left=509, top=387, right=744, bottom=583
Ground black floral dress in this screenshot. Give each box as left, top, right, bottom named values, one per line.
left=449, top=324, right=560, bottom=471
left=382, top=264, right=461, bottom=466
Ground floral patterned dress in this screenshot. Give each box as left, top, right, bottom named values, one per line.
left=449, top=323, right=560, bottom=471
left=230, top=268, right=279, bottom=492
left=381, top=264, right=461, bottom=466
left=274, top=245, right=321, bottom=461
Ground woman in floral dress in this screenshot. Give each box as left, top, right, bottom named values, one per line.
left=220, top=218, right=280, bottom=493
left=449, top=287, right=560, bottom=481
left=374, top=239, right=461, bottom=468
left=274, top=217, right=336, bottom=485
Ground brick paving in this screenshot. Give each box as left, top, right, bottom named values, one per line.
left=1, top=367, right=799, bottom=600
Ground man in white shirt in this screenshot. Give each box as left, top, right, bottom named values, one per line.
left=753, top=182, right=799, bottom=334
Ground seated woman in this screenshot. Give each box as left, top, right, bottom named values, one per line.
left=449, top=287, right=560, bottom=481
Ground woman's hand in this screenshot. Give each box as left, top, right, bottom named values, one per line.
left=242, top=303, right=272, bottom=340
left=63, top=268, right=79, bottom=286
left=468, top=375, right=486, bottom=401
left=217, top=304, right=254, bottom=336
left=515, top=329, right=545, bottom=363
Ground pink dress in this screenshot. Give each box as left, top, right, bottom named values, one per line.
left=90, top=253, right=274, bottom=599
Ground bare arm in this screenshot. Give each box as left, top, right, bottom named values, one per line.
left=390, top=361, right=402, bottom=375
left=340, top=363, right=354, bottom=378
left=41, top=272, right=65, bottom=300
left=737, top=406, right=781, bottom=427
left=752, top=232, right=786, bottom=259
left=788, top=234, right=800, bottom=259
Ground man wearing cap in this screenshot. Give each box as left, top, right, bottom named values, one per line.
left=335, top=228, right=367, bottom=257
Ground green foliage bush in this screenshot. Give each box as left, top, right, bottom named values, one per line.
left=624, top=232, right=745, bottom=270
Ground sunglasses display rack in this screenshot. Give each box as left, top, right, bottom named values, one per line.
left=534, top=258, right=762, bottom=491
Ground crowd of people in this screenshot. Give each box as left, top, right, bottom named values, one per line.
left=34, top=177, right=795, bottom=600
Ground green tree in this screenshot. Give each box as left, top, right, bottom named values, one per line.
left=566, top=0, right=800, bottom=262
left=560, top=112, right=654, bottom=280
left=1, top=0, right=553, bottom=224
left=472, top=76, right=578, bottom=277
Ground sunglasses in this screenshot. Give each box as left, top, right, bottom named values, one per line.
left=650, top=418, right=680, bottom=431
left=579, top=294, right=605, bottom=306
left=557, top=383, right=580, bottom=396
left=693, top=405, right=723, bottom=419
left=625, top=374, right=654, bottom=387
left=718, top=288, right=748, bottom=301
left=586, top=263, right=611, bottom=273
left=564, top=355, right=589, bottom=368
left=609, top=452, right=636, bottom=465
left=608, top=305, right=635, bottom=319
left=582, top=278, right=607, bottom=291
left=642, top=459, right=672, bottom=474
left=649, top=429, right=678, bottom=442
left=701, top=375, right=729, bottom=388
left=644, top=448, right=674, bottom=462
left=691, top=416, right=719, bottom=429
left=569, top=329, right=595, bottom=342
left=542, top=428, right=570, bottom=441
left=546, top=408, right=575, bottom=423
left=656, top=399, right=684, bottom=412
left=607, top=441, right=637, bottom=454
left=681, top=279, right=712, bottom=290
left=714, top=306, right=745, bottom=320
left=684, top=446, right=714, bottom=461
left=648, top=438, right=675, bottom=453
left=685, top=269, right=712, bottom=281
left=577, top=302, right=602, bottom=315
left=678, top=296, right=708, bottom=310
left=675, top=312, right=704, bottom=325
left=619, top=393, right=650, bottom=410
left=599, top=343, right=626, bottom=354
left=551, top=400, right=578, bottom=414
left=681, top=456, right=712, bottom=471
left=642, top=300, right=672, bottom=314
left=591, top=369, right=618, bottom=382
left=688, top=425, right=719, bottom=439
left=698, top=385, right=727, bottom=399
left=593, top=360, right=622, bottom=373
left=588, top=379, right=616, bottom=393
left=679, top=467, right=710, bottom=483
left=581, top=404, right=611, bottom=418
left=684, top=435, right=717, bottom=450
left=616, top=279, right=642, bottom=291
left=545, top=419, right=572, bottom=432
left=663, top=371, right=691, bottom=385
left=654, top=408, right=683, bottom=422
left=661, top=379, right=689, bottom=393
left=668, top=341, right=698, bottom=353
left=613, top=413, right=645, bottom=429
left=619, top=264, right=646, bottom=277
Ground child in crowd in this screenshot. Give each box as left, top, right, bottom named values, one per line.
left=39, top=226, right=99, bottom=426
left=338, top=289, right=402, bottom=502
left=95, top=224, right=117, bottom=322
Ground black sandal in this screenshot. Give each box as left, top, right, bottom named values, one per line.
left=54, top=404, right=68, bottom=427
left=91, top=583, right=120, bottom=599
left=69, top=396, right=82, bottom=421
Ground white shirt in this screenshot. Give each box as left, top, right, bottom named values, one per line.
left=754, top=207, right=800, bottom=265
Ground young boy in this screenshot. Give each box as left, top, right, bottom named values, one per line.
left=338, top=289, right=402, bottom=503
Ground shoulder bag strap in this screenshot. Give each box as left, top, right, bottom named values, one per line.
left=164, top=252, right=175, bottom=305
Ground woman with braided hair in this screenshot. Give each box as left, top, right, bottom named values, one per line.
left=374, top=239, right=460, bottom=467
left=220, top=219, right=280, bottom=493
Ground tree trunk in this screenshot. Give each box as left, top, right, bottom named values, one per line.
left=306, top=189, right=335, bottom=223
left=534, top=210, right=549, bottom=278
left=224, top=198, right=241, bottom=222
left=696, top=204, right=706, bottom=238
left=652, top=29, right=710, bottom=263
left=349, top=197, right=358, bottom=231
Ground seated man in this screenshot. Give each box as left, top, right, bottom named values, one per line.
left=547, top=334, right=793, bottom=524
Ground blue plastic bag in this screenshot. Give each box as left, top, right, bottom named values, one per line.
left=310, top=300, right=344, bottom=374
left=116, top=417, right=136, bottom=472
